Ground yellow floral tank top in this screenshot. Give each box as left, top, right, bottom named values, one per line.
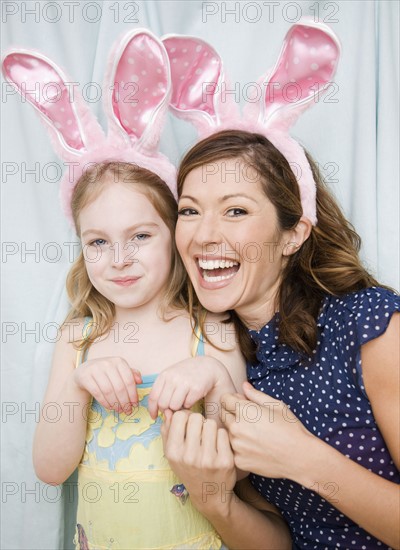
left=73, top=319, right=222, bottom=550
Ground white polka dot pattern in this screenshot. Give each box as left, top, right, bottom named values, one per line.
left=247, top=287, right=400, bottom=549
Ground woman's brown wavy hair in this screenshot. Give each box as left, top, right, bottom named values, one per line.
left=177, top=130, right=388, bottom=362
left=64, top=161, right=190, bottom=353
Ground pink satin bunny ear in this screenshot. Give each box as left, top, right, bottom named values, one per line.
left=104, top=29, right=171, bottom=155
left=2, top=50, right=105, bottom=160
left=248, top=20, right=340, bottom=130
left=2, top=31, right=177, bottom=227
left=162, top=34, right=240, bottom=137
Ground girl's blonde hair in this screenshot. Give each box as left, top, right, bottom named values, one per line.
left=64, top=161, right=190, bottom=351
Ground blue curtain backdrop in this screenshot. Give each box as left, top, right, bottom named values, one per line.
left=1, top=1, right=399, bottom=548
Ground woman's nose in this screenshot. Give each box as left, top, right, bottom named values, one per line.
left=193, top=216, right=222, bottom=249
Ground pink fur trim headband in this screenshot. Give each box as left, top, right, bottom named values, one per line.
left=2, top=29, right=177, bottom=227
left=162, top=19, right=341, bottom=225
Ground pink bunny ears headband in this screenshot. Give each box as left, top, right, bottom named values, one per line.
left=162, top=19, right=341, bottom=225
left=2, top=29, right=176, bottom=226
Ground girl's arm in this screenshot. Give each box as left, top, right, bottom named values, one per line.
left=32, top=321, right=91, bottom=485
left=161, top=410, right=291, bottom=549
left=147, top=316, right=247, bottom=422
left=223, top=313, right=400, bottom=549
left=33, top=321, right=142, bottom=485
left=203, top=319, right=247, bottom=425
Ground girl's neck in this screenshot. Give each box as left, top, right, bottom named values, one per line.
left=114, top=303, right=164, bottom=326
left=113, top=299, right=186, bottom=326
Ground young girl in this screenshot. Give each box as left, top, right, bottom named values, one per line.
left=3, top=29, right=245, bottom=549
left=32, top=161, right=245, bottom=550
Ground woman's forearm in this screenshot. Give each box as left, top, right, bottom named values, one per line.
left=199, top=495, right=291, bottom=549
left=295, top=435, right=399, bottom=548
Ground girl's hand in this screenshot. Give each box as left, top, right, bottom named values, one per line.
left=148, top=356, right=227, bottom=419
left=73, top=356, right=142, bottom=414
left=221, top=382, right=314, bottom=480
left=161, top=409, right=237, bottom=514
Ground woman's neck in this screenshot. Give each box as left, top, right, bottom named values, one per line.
left=237, top=292, right=279, bottom=331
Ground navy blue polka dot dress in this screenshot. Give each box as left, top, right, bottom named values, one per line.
left=247, top=287, right=399, bottom=549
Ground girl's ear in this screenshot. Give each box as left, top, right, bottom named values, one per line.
left=282, top=216, right=312, bottom=256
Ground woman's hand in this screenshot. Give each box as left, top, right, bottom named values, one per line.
left=73, top=356, right=142, bottom=414
left=148, top=356, right=232, bottom=419
left=161, top=409, right=237, bottom=514
left=221, top=382, right=313, bottom=480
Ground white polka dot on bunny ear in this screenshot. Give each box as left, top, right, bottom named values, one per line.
left=128, top=57, right=134, bottom=64
left=311, top=63, right=319, bottom=71
left=195, top=45, right=202, bottom=52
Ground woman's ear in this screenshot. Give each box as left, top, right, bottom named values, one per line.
left=282, top=216, right=312, bottom=256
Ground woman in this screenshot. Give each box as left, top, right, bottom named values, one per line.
left=161, top=130, right=399, bottom=549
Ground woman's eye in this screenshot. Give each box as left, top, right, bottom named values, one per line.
left=226, top=208, right=247, bottom=217
left=178, top=208, right=198, bottom=216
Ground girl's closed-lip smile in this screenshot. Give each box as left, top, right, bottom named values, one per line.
left=111, top=276, right=140, bottom=287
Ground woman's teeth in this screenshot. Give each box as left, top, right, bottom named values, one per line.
left=198, top=259, right=238, bottom=269
left=198, top=259, right=239, bottom=282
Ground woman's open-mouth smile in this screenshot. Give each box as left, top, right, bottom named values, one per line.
left=196, top=257, right=240, bottom=288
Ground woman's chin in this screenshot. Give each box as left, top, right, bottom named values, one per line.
left=194, top=287, right=237, bottom=313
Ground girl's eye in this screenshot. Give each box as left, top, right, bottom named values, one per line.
left=178, top=208, right=198, bottom=217
left=226, top=208, right=247, bottom=217
left=134, top=233, right=150, bottom=241
left=90, top=238, right=106, bottom=246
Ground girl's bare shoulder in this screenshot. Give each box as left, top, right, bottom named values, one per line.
left=203, top=311, right=238, bottom=351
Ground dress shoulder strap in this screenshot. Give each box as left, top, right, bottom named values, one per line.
left=191, top=324, right=205, bottom=357
left=75, top=316, right=93, bottom=369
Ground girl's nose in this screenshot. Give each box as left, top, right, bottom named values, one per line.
left=110, top=242, right=138, bottom=267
